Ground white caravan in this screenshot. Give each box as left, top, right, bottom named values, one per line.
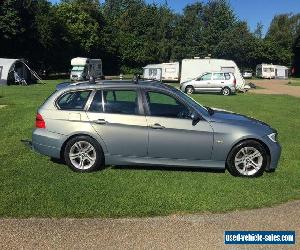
left=70, top=57, right=103, bottom=81
left=256, top=64, right=275, bottom=79
left=256, top=64, right=289, bottom=79
left=180, top=58, right=245, bottom=90
left=143, top=62, right=180, bottom=81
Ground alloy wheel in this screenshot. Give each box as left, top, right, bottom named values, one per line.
left=234, top=146, right=263, bottom=176
left=69, top=141, right=97, bottom=170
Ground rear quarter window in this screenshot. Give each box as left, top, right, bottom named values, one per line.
left=224, top=73, right=231, bottom=80
left=57, top=90, right=91, bottom=110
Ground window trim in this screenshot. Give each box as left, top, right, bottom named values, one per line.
left=55, top=89, right=92, bottom=111
left=142, top=89, right=193, bottom=119
left=87, top=88, right=144, bottom=116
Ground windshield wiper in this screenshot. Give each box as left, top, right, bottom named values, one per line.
left=205, top=106, right=215, bottom=116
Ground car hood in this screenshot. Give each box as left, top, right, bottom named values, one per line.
left=208, top=108, right=271, bottom=128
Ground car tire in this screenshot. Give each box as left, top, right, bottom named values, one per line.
left=226, top=140, right=268, bottom=177
left=64, top=135, right=104, bottom=172
left=185, top=85, right=195, bottom=94
left=221, top=87, right=231, bottom=96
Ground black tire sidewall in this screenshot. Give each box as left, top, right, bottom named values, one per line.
left=185, top=85, right=194, bottom=94
left=227, top=140, right=268, bottom=177
left=64, top=135, right=103, bottom=172
left=222, top=87, right=231, bottom=96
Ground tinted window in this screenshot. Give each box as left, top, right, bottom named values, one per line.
left=146, top=91, right=191, bottom=119
left=212, top=73, right=225, bottom=80
left=89, top=91, right=103, bottom=112
left=57, top=90, right=91, bottom=110
left=224, top=73, right=231, bottom=80
left=103, top=90, right=138, bottom=115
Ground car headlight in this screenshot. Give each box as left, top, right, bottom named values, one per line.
left=268, top=132, right=278, bottom=142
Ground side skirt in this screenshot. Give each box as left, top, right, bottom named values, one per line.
left=105, top=154, right=225, bottom=169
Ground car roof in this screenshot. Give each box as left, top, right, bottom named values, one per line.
left=56, top=79, right=173, bottom=92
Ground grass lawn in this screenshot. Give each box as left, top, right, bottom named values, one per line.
left=287, top=79, right=300, bottom=86
left=0, top=80, right=299, bottom=218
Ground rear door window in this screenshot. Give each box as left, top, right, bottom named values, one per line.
left=212, top=73, right=225, bottom=80
left=57, top=90, right=91, bottom=110
left=103, top=89, right=139, bottom=115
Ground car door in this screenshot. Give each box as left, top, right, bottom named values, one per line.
left=86, top=88, right=148, bottom=157
left=144, top=90, right=214, bottom=160
left=193, top=73, right=212, bottom=91
left=211, top=72, right=225, bottom=90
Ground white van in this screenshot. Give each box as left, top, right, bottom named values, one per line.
left=180, top=58, right=245, bottom=90
left=143, top=62, right=180, bottom=81
left=70, top=57, right=103, bottom=81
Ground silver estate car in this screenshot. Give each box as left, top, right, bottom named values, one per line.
left=32, top=80, right=281, bottom=177
left=180, top=72, right=236, bottom=95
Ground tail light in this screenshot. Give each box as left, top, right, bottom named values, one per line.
left=35, top=113, right=46, bottom=129
left=233, top=78, right=236, bottom=87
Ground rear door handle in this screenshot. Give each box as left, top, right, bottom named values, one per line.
left=93, top=119, right=107, bottom=125
left=150, top=123, right=165, bottom=129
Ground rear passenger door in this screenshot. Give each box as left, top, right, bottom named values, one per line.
left=211, top=73, right=225, bottom=90
left=86, top=88, right=148, bottom=157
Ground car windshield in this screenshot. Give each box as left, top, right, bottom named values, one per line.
left=72, top=66, right=84, bottom=71
left=169, top=87, right=209, bottom=116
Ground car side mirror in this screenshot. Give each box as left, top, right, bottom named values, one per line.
left=191, top=112, right=201, bottom=126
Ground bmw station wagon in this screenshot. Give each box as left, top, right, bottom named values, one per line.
left=32, top=80, right=281, bottom=177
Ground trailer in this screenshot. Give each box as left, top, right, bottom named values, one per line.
left=180, top=58, right=245, bottom=90
left=70, top=57, right=103, bottom=81
left=143, top=62, right=180, bottom=82
left=256, top=64, right=275, bottom=79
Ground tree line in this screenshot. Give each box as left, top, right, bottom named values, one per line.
left=0, top=0, right=300, bottom=76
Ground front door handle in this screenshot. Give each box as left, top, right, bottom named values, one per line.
left=93, top=119, right=107, bottom=125
left=150, top=123, right=165, bottom=129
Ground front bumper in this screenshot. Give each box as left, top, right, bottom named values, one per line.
left=263, top=136, right=282, bottom=170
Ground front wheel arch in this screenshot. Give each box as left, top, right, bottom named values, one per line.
left=225, top=138, right=271, bottom=172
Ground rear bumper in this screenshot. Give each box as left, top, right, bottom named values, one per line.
left=32, top=129, right=65, bottom=159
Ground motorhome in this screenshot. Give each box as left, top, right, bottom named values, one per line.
left=70, top=57, right=103, bottom=81
left=143, top=62, right=180, bottom=81
left=180, top=58, right=245, bottom=90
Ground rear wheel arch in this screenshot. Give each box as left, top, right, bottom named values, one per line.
left=60, top=133, right=105, bottom=163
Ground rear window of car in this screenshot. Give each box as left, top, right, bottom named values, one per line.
left=57, top=90, right=91, bottom=110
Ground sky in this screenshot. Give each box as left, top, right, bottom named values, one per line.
left=50, top=0, right=300, bottom=35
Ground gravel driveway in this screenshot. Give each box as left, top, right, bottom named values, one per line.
left=248, top=79, right=300, bottom=97
left=0, top=200, right=299, bottom=249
